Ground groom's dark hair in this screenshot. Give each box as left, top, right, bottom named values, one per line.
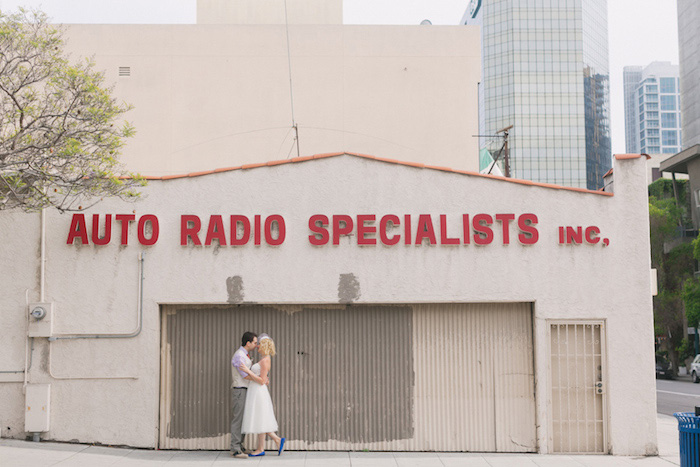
left=241, top=331, right=257, bottom=347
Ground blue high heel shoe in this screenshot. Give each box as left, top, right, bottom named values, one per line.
left=248, top=451, right=265, bottom=457
left=278, top=437, right=286, bottom=456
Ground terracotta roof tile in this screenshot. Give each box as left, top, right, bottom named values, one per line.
left=241, top=162, right=267, bottom=170
left=424, top=165, right=454, bottom=172
left=291, top=155, right=315, bottom=163
left=188, top=170, right=215, bottom=177
left=137, top=152, right=616, bottom=197
left=615, top=153, right=651, bottom=160
left=266, top=160, right=292, bottom=167
left=214, top=166, right=242, bottom=173
left=312, top=152, right=344, bottom=159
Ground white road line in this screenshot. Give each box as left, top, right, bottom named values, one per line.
left=657, top=389, right=700, bottom=397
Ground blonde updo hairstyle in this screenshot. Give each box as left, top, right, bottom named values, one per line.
left=258, top=336, right=276, bottom=357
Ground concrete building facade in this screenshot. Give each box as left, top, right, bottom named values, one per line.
left=0, top=152, right=657, bottom=455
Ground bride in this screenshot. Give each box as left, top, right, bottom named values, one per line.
left=240, top=333, right=285, bottom=457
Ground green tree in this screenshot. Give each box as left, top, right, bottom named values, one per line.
left=0, top=8, right=142, bottom=212
left=649, top=178, right=695, bottom=370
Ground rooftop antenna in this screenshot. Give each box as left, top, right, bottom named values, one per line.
left=472, top=124, right=513, bottom=177
left=495, top=125, right=513, bottom=177
left=283, top=0, right=300, bottom=158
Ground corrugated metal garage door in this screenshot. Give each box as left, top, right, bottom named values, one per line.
left=159, top=303, right=535, bottom=451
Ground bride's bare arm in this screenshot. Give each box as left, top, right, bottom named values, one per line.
left=259, top=357, right=271, bottom=385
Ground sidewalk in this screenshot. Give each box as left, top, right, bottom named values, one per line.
left=0, top=415, right=682, bottom=466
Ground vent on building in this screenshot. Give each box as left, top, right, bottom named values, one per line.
left=118, top=67, right=131, bottom=77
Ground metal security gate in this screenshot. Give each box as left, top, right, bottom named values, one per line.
left=549, top=321, right=607, bottom=453
left=159, top=303, right=536, bottom=451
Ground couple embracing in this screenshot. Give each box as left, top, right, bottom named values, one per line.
left=230, top=331, right=285, bottom=458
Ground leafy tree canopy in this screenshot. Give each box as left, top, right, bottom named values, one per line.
left=0, top=8, right=142, bottom=212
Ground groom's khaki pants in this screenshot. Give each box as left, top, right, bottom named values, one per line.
left=230, top=387, right=247, bottom=453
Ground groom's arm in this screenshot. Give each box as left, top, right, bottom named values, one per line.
left=240, top=365, right=266, bottom=385
left=232, top=353, right=265, bottom=385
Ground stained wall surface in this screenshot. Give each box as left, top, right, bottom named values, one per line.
left=0, top=153, right=655, bottom=455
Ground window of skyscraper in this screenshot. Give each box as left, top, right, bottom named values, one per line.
left=648, top=146, right=660, bottom=153
left=660, top=77, right=676, bottom=93
left=648, top=128, right=660, bottom=136
left=648, top=138, right=660, bottom=146
left=662, top=130, right=678, bottom=146
left=662, top=113, right=678, bottom=128
left=646, top=84, right=658, bottom=93
left=663, top=147, right=678, bottom=154
left=660, top=95, right=676, bottom=111
left=648, top=120, right=660, bottom=128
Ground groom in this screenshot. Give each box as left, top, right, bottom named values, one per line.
left=230, top=331, right=267, bottom=458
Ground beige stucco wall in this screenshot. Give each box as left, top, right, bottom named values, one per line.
left=197, top=0, right=343, bottom=24
left=61, top=24, right=480, bottom=177
left=0, top=153, right=655, bottom=455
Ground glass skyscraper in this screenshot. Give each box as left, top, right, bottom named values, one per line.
left=462, top=0, right=611, bottom=190
left=623, top=62, right=681, bottom=155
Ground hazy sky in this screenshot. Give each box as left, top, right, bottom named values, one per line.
left=0, top=0, right=679, bottom=155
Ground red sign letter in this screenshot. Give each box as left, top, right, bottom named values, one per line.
left=380, top=215, right=400, bottom=246
left=138, top=215, right=159, bottom=246
left=332, top=215, right=354, bottom=245
left=115, top=214, right=135, bottom=245
left=440, top=214, right=460, bottom=245
left=230, top=215, right=251, bottom=246
left=495, top=214, right=515, bottom=245
left=308, top=215, right=329, bottom=246
left=472, top=214, right=494, bottom=245
left=265, top=215, right=286, bottom=246
left=205, top=215, right=227, bottom=246
left=518, top=214, right=539, bottom=245
left=67, top=214, right=88, bottom=245
left=181, top=215, right=202, bottom=246
left=415, top=215, right=437, bottom=245
left=91, top=214, right=112, bottom=245
left=585, top=226, right=600, bottom=244
left=357, top=215, right=376, bottom=245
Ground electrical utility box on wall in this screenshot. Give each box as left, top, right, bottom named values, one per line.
left=27, top=302, right=53, bottom=337
left=25, top=384, right=51, bottom=432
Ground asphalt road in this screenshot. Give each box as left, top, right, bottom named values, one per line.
left=657, top=376, right=700, bottom=415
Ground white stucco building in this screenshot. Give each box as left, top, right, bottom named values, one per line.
left=0, top=0, right=657, bottom=458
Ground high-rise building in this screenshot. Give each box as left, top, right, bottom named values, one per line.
left=623, top=66, right=642, bottom=154
left=678, top=0, right=700, bottom=149
left=462, top=0, right=611, bottom=190
left=623, top=62, right=681, bottom=156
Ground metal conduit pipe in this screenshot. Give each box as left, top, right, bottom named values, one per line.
left=2, top=207, right=47, bottom=378
left=49, top=252, right=145, bottom=341
left=0, top=339, right=34, bottom=375
left=46, top=253, right=145, bottom=380
left=0, top=290, right=34, bottom=379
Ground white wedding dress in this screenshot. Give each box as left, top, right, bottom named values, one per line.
left=241, top=362, right=279, bottom=434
